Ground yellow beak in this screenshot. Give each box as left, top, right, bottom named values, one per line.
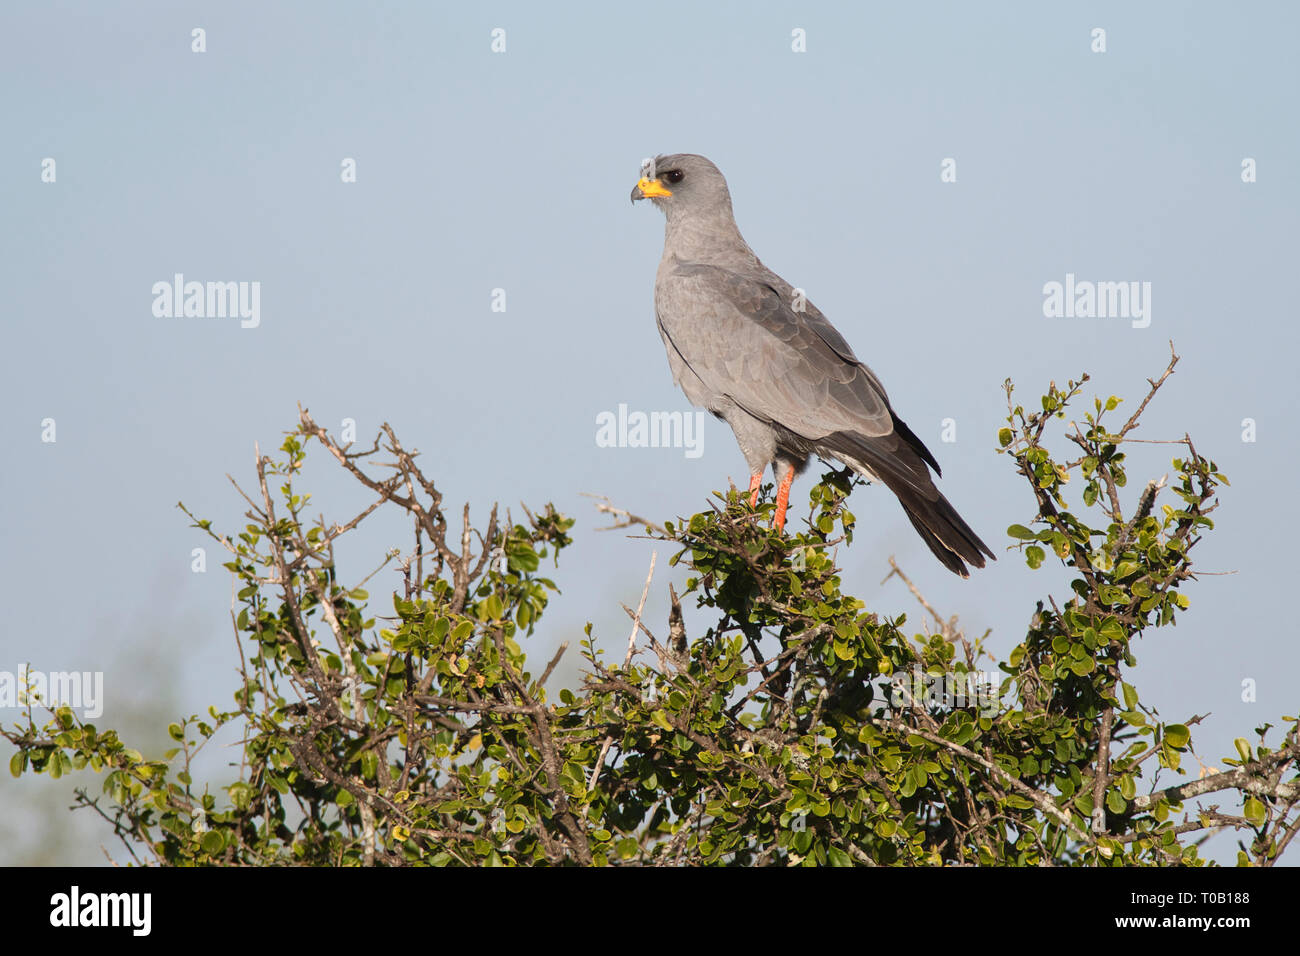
left=631, top=177, right=673, bottom=201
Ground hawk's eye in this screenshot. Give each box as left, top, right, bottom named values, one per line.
left=663, top=169, right=685, bottom=184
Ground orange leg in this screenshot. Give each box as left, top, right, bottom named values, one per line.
left=747, top=473, right=762, bottom=508
left=773, top=469, right=796, bottom=531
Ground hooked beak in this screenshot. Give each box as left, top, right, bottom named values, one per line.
left=630, top=177, right=672, bottom=204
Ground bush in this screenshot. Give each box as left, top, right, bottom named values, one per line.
left=6, top=347, right=1297, bottom=865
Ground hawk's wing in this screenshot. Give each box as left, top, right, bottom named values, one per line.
left=655, top=261, right=895, bottom=440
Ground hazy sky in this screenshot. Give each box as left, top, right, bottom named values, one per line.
left=3, top=2, right=1297, bottom=865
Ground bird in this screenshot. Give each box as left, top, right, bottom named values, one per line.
left=631, top=153, right=994, bottom=577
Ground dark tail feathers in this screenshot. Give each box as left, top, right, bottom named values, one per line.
left=822, top=430, right=995, bottom=577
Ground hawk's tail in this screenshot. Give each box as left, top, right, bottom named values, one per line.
left=822, top=430, right=995, bottom=578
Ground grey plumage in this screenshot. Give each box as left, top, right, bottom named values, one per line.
left=631, top=153, right=994, bottom=577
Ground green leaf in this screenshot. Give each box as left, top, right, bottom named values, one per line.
left=1025, top=545, right=1045, bottom=570
left=1100, top=619, right=1126, bottom=643
left=1119, top=775, right=1136, bottom=800
left=507, top=542, right=540, bottom=573
left=228, top=781, right=253, bottom=811
left=998, top=427, right=1014, bottom=447
left=1164, top=724, right=1190, bottom=749
left=200, top=830, right=225, bottom=855
left=1234, top=738, right=1252, bottom=763
left=1068, top=656, right=1094, bottom=676
left=1243, top=797, right=1266, bottom=826
left=1007, top=524, right=1038, bottom=541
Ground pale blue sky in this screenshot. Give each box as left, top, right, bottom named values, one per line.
left=3, top=2, right=1297, bottom=864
